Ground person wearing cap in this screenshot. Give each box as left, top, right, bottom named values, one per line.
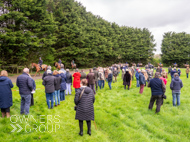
left=16, top=68, right=33, bottom=114
left=43, top=70, right=56, bottom=109
left=42, top=66, right=52, bottom=80
left=148, top=72, right=166, bottom=113
left=170, top=73, right=183, bottom=106
left=66, top=69, right=72, bottom=95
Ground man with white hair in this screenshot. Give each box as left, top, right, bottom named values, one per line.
left=42, top=66, right=52, bottom=80
left=16, top=68, right=33, bottom=115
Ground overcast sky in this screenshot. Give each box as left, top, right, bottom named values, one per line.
left=75, top=0, right=190, bottom=54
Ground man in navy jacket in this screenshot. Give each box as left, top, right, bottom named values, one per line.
left=148, top=72, right=166, bottom=113
left=16, top=68, right=33, bottom=115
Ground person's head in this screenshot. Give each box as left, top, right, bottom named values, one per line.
left=154, top=72, right=160, bottom=78
left=187, top=67, right=189, bottom=69
left=0, top=70, right=8, bottom=77
left=39, top=57, right=41, bottom=60
left=109, top=70, right=112, bottom=74
left=81, top=69, right=84, bottom=72
left=61, top=64, right=64, bottom=68
left=75, top=68, right=79, bottom=72
left=138, top=69, right=141, bottom=73
left=174, top=67, right=176, bottom=69
left=122, top=69, right=124, bottom=72
left=47, top=70, right=52, bottom=75
left=161, top=72, right=166, bottom=78
left=23, top=68, right=29, bottom=74
left=66, top=69, right=69, bottom=72
left=178, top=68, right=180, bottom=70
left=47, top=66, right=51, bottom=70
left=169, top=66, right=171, bottom=67
left=59, top=58, right=61, bottom=60
left=174, top=73, right=179, bottom=77
left=53, top=70, right=59, bottom=75
left=59, top=70, right=64, bottom=74
left=81, top=79, right=88, bottom=86
left=114, top=68, right=117, bottom=70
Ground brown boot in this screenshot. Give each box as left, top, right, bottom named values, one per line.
left=6, top=112, right=11, bottom=118
left=2, top=112, right=6, bottom=118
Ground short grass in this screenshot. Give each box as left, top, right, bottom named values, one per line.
left=0, top=68, right=190, bottom=142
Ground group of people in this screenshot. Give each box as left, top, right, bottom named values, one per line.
left=0, top=62, right=186, bottom=136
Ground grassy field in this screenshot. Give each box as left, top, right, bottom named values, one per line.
left=0, top=68, right=190, bottom=142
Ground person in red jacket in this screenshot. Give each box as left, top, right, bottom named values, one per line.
left=73, top=69, right=81, bottom=93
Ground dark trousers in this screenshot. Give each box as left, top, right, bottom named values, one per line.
left=124, top=85, right=129, bottom=90
left=89, top=84, right=96, bottom=94
left=30, top=94, right=34, bottom=106
left=1, top=107, right=10, bottom=113
left=148, top=95, right=162, bottom=113
left=79, top=120, right=91, bottom=133
left=95, top=81, right=98, bottom=91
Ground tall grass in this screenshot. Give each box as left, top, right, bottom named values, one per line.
left=0, top=68, right=189, bottom=142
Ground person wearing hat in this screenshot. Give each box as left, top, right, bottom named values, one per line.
left=38, top=57, right=43, bottom=70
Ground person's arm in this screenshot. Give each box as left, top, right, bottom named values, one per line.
left=27, top=77, right=33, bottom=91
left=74, top=89, right=81, bottom=105
left=170, top=81, right=173, bottom=90
left=42, top=78, right=45, bottom=86
left=9, top=79, right=14, bottom=88
left=33, top=80, right=36, bottom=90
left=16, top=78, right=19, bottom=87
left=180, top=80, right=183, bottom=88
left=161, top=80, right=166, bottom=93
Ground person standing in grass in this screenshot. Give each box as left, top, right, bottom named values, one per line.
left=177, top=68, right=181, bottom=76
left=168, top=66, right=172, bottom=75
left=17, top=68, right=33, bottom=114
left=139, top=70, right=145, bottom=94
left=104, top=68, right=109, bottom=82
left=113, top=68, right=118, bottom=83
left=148, top=72, right=166, bottom=113
left=73, top=69, right=81, bottom=93
left=43, top=70, right=56, bottom=109
left=108, top=70, right=113, bottom=90
left=0, top=70, right=13, bottom=118
left=160, top=72, right=167, bottom=105
left=122, top=69, right=125, bottom=80
left=29, top=75, right=36, bottom=106
left=135, top=69, right=140, bottom=87
left=59, top=70, right=67, bottom=101
left=170, top=68, right=176, bottom=79
left=42, top=66, right=52, bottom=80
left=86, top=69, right=96, bottom=94
left=98, top=68, right=104, bottom=89
left=186, top=67, right=189, bottom=78
left=74, top=79, right=95, bottom=136
left=80, top=70, right=87, bottom=80
left=170, top=73, right=183, bottom=106
left=66, top=69, right=72, bottom=95
left=123, top=69, right=131, bottom=90
left=93, top=67, right=99, bottom=91
left=53, top=70, right=61, bottom=106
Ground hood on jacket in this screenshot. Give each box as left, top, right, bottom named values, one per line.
left=0, top=76, right=7, bottom=81
left=80, top=87, right=92, bottom=94
left=93, top=67, right=96, bottom=70
left=174, top=76, right=179, bottom=81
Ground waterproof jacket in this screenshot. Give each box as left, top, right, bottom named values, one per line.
left=16, top=73, right=33, bottom=95
left=42, top=74, right=56, bottom=93
left=0, top=76, right=13, bottom=108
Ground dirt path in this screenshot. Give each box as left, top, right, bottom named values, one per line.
left=9, top=69, right=90, bottom=83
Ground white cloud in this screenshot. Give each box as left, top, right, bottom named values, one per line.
left=75, top=0, right=190, bottom=54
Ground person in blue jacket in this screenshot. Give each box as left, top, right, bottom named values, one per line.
left=178, top=68, right=181, bottom=76
left=107, top=70, right=113, bottom=90
left=135, top=69, right=140, bottom=87
left=0, top=70, right=14, bottom=118
left=38, top=57, right=43, bottom=70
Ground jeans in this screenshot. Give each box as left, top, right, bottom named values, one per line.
left=136, top=80, right=140, bottom=87
left=54, top=90, right=60, bottom=105
left=98, top=80, right=104, bottom=89
left=20, top=94, right=31, bottom=115
left=46, top=93, right=54, bottom=109
left=108, top=82, right=112, bottom=89
left=66, top=83, right=71, bottom=95
left=102, top=80, right=105, bottom=88
left=187, top=73, right=189, bottom=78
left=60, top=91, right=65, bottom=101
left=172, top=93, right=180, bottom=106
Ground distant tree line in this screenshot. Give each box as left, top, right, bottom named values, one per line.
left=161, top=32, right=190, bottom=66
left=0, top=0, right=156, bottom=68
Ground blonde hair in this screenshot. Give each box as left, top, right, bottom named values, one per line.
left=53, top=70, right=59, bottom=75
left=59, top=70, right=64, bottom=74
left=0, top=70, right=8, bottom=77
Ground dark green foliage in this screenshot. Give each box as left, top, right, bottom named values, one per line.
left=161, top=32, right=190, bottom=66
left=0, top=0, right=156, bottom=68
